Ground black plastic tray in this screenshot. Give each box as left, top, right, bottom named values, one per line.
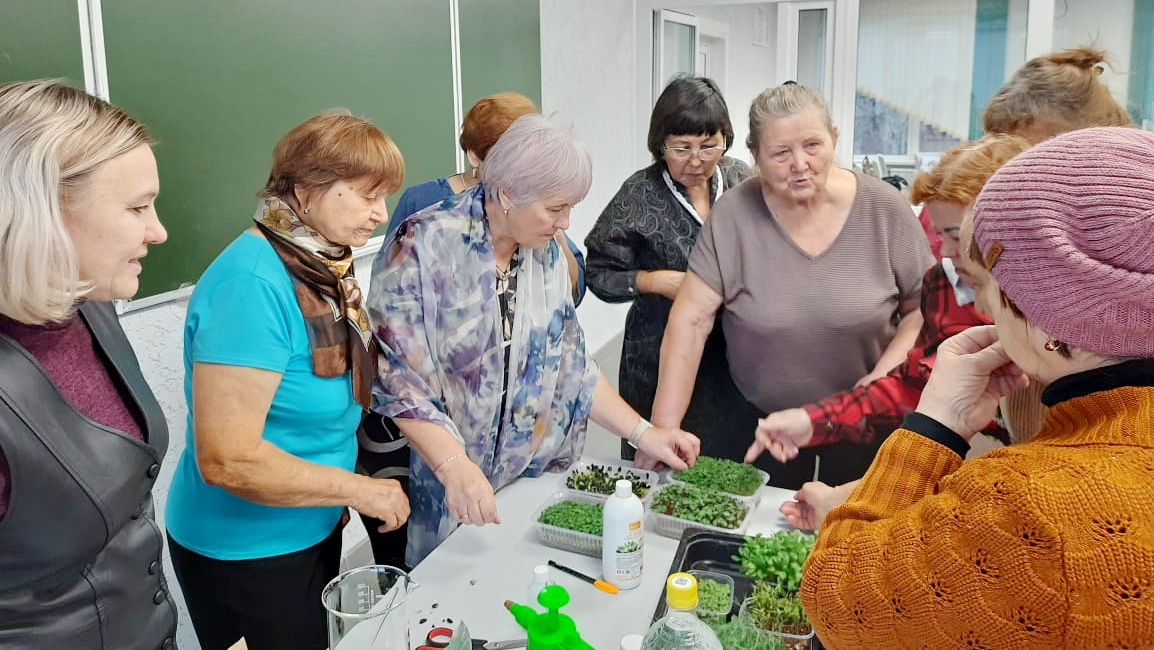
left=653, top=528, right=823, bottom=649
left=652, top=528, right=751, bottom=623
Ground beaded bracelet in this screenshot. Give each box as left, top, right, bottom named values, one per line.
left=432, top=453, right=465, bottom=474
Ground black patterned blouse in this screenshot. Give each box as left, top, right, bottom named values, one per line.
left=584, top=158, right=750, bottom=457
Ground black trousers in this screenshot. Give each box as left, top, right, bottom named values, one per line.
left=358, top=476, right=410, bottom=571
left=167, top=524, right=342, bottom=650
left=357, top=413, right=411, bottom=569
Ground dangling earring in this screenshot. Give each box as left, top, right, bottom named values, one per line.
left=503, top=208, right=509, bottom=217
left=472, top=165, right=480, bottom=180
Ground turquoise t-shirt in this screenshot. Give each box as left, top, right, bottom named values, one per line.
left=166, top=232, right=361, bottom=560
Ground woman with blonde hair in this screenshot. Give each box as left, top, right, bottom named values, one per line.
left=166, top=111, right=410, bottom=650
left=0, top=80, right=175, bottom=648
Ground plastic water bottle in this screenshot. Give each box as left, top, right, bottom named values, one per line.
left=602, top=479, right=644, bottom=590
left=640, top=573, right=723, bottom=650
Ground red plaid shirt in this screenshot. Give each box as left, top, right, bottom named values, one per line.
left=804, top=262, right=1007, bottom=446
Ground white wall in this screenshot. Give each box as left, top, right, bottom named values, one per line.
left=119, top=300, right=197, bottom=649
left=675, top=3, right=781, bottom=166
left=1052, top=0, right=1134, bottom=110
left=539, top=0, right=638, bottom=353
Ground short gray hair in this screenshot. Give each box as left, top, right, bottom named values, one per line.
left=481, top=114, right=592, bottom=207
left=746, top=83, right=835, bottom=152
left=0, top=79, right=152, bottom=323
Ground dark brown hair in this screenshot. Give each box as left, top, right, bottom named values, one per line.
left=647, top=76, right=735, bottom=162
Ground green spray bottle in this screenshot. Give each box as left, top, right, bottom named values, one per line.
left=503, top=584, right=595, bottom=650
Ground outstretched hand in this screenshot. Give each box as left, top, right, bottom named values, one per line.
left=916, top=325, right=1029, bottom=439
left=745, top=408, right=815, bottom=463
left=779, top=480, right=856, bottom=531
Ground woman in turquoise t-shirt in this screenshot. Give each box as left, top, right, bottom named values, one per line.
left=166, top=112, right=410, bottom=650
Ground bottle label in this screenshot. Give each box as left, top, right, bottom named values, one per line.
left=614, top=519, right=644, bottom=585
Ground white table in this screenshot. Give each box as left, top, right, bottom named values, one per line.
left=393, top=458, right=797, bottom=650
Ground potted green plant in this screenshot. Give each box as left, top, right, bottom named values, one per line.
left=710, top=618, right=786, bottom=650
left=732, top=530, right=815, bottom=591
left=732, top=531, right=818, bottom=649
left=690, top=570, right=734, bottom=625
left=739, top=583, right=813, bottom=650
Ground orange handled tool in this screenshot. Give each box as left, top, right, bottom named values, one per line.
left=547, top=560, right=619, bottom=595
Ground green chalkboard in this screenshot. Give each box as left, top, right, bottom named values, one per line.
left=459, top=0, right=542, bottom=108
left=102, top=0, right=457, bottom=296
left=0, top=0, right=85, bottom=86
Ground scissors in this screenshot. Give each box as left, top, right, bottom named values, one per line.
left=415, top=625, right=527, bottom=650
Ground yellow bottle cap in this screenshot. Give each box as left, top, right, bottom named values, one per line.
left=665, top=572, right=698, bottom=611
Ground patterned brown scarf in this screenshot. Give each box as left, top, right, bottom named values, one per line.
left=254, top=197, right=377, bottom=409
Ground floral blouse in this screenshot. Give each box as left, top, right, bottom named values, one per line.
left=367, top=185, right=599, bottom=565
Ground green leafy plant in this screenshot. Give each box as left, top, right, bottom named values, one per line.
left=565, top=464, right=652, bottom=498
left=672, top=456, right=765, bottom=496
left=537, top=500, right=603, bottom=535
left=651, top=484, right=749, bottom=530
left=746, top=582, right=810, bottom=638
left=733, top=530, right=816, bottom=592
left=710, top=619, right=785, bottom=650
left=696, top=576, right=733, bottom=622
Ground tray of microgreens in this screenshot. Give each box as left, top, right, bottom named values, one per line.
left=652, top=528, right=819, bottom=650
left=647, top=483, right=755, bottom=537
left=668, top=455, right=769, bottom=497
left=559, top=461, right=659, bottom=502
left=532, top=491, right=605, bottom=557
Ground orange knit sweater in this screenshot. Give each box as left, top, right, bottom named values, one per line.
left=802, top=385, right=1154, bottom=649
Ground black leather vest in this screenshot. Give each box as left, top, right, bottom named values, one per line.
left=0, top=302, right=177, bottom=649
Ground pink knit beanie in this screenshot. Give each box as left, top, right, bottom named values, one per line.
left=973, top=126, right=1154, bottom=358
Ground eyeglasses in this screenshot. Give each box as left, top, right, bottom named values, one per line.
left=663, top=145, right=725, bottom=162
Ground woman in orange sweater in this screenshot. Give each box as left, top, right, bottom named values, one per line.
left=802, top=126, right=1154, bottom=649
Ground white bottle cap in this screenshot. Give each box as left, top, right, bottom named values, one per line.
left=615, top=479, right=633, bottom=498
left=619, top=633, right=643, bottom=650
left=532, top=564, right=549, bottom=581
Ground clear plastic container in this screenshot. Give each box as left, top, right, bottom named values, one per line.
left=646, top=485, right=756, bottom=538
left=737, top=595, right=816, bottom=646
left=688, top=569, right=734, bottom=624
left=532, top=491, right=604, bottom=557
left=559, top=461, right=661, bottom=503
left=667, top=466, right=771, bottom=498
left=641, top=573, right=722, bottom=650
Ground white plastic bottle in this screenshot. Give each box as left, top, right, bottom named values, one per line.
left=641, top=573, right=723, bottom=650
left=602, top=478, right=644, bottom=590
left=527, top=564, right=550, bottom=605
